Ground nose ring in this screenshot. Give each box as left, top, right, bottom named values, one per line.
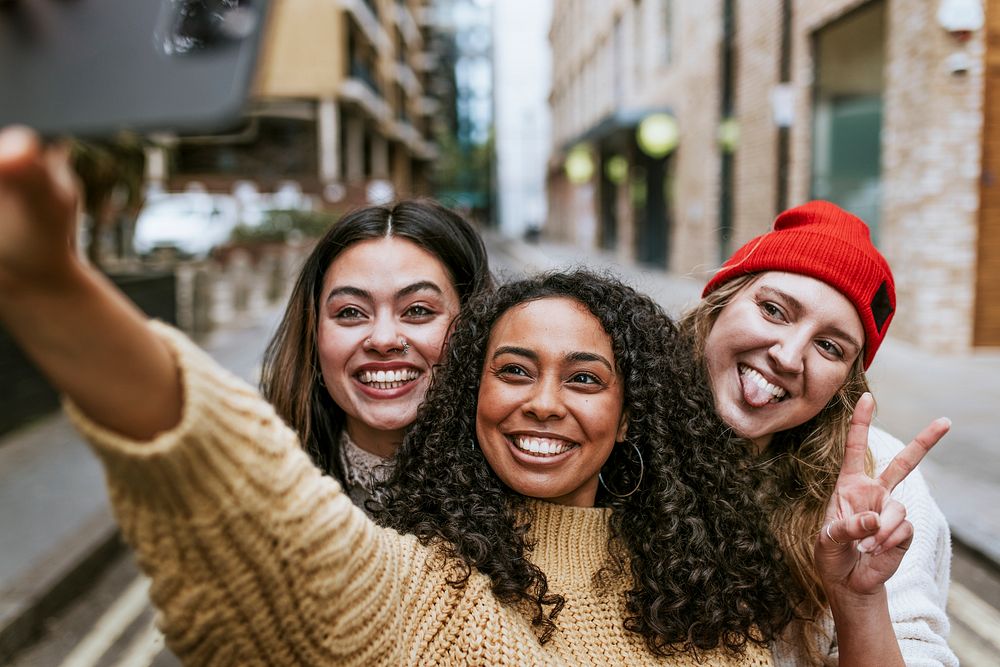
left=399, top=337, right=411, bottom=355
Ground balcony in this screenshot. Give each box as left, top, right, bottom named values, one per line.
left=349, top=59, right=381, bottom=98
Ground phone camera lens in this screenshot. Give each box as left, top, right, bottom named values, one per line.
left=160, top=0, right=256, bottom=55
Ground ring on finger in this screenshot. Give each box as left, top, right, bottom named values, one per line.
left=825, top=522, right=845, bottom=545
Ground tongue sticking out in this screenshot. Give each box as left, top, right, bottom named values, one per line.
left=740, top=372, right=777, bottom=408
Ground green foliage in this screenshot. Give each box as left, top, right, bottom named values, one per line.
left=229, top=209, right=338, bottom=244
left=430, top=127, right=494, bottom=210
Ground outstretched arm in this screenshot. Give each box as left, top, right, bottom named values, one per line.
left=815, top=393, right=950, bottom=666
left=0, top=126, right=181, bottom=439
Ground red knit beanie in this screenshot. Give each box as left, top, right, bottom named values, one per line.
left=702, top=200, right=895, bottom=369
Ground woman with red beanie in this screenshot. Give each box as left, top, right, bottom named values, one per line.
left=681, top=200, right=956, bottom=666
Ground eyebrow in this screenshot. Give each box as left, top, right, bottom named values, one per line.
left=325, top=281, right=444, bottom=304
left=491, top=346, right=614, bottom=372
left=758, top=286, right=863, bottom=352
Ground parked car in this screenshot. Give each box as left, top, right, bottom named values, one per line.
left=133, top=192, right=240, bottom=259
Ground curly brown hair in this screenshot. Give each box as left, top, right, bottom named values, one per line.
left=372, top=270, right=801, bottom=655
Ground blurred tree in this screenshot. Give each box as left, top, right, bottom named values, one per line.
left=431, top=126, right=494, bottom=221
left=72, top=136, right=146, bottom=269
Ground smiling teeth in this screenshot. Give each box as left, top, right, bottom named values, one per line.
left=358, top=369, right=419, bottom=389
left=513, top=436, right=575, bottom=457
left=739, top=365, right=787, bottom=401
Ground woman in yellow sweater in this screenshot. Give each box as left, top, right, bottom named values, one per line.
left=0, top=126, right=946, bottom=665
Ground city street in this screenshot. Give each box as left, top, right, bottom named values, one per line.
left=2, top=236, right=999, bottom=665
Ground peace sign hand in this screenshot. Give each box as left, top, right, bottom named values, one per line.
left=815, top=393, right=950, bottom=598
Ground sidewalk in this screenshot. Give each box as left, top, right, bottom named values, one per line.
left=0, top=301, right=285, bottom=662
left=488, top=232, right=1000, bottom=567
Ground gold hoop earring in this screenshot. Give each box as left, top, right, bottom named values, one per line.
left=598, top=442, right=644, bottom=499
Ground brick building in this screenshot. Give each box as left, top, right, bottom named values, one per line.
left=153, top=0, right=444, bottom=208
left=547, top=0, right=999, bottom=352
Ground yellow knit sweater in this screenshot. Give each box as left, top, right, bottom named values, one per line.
left=66, top=323, right=772, bottom=666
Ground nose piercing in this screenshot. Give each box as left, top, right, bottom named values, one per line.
left=364, top=338, right=373, bottom=347
left=399, top=337, right=411, bottom=355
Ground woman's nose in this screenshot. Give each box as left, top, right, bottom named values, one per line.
left=522, top=377, right=566, bottom=421
left=363, top=315, right=404, bottom=355
left=768, top=332, right=808, bottom=374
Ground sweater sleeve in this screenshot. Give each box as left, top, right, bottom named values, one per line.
left=862, top=426, right=958, bottom=667
left=63, top=321, right=431, bottom=665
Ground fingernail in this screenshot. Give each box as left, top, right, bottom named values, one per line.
left=939, top=417, right=952, bottom=428
left=861, top=514, right=879, bottom=531
left=0, top=126, right=34, bottom=159
left=858, top=536, right=877, bottom=552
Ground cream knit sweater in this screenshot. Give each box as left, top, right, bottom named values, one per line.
left=771, top=428, right=957, bottom=667
left=66, top=323, right=772, bottom=667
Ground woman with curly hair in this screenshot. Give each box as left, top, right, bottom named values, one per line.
left=680, top=200, right=955, bottom=665
left=371, top=270, right=802, bottom=661
left=260, top=198, right=492, bottom=509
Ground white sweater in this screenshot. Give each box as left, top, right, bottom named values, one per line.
left=772, top=427, right=957, bottom=666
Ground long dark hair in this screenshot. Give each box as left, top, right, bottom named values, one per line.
left=373, top=270, right=800, bottom=655
left=260, top=199, right=492, bottom=481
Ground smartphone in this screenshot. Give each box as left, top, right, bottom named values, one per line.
left=0, top=0, right=271, bottom=138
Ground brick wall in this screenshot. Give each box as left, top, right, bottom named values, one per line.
left=733, top=0, right=784, bottom=243
left=744, top=0, right=984, bottom=351
left=880, top=0, right=984, bottom=351
left=667, top=0, right=725, bottom=275
left=546, top=0, right=987, bottom=351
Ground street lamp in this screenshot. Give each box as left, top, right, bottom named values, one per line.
left=565, top=144, right=595, bottom=185
left=717, top=117, right=740, bottom=153
left=636, top=113, right=679, bottom=158
left=605, top=154, right=628, bottom=185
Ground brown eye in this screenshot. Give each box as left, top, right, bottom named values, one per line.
left=759, top=301, right=786, bottom=321
left=816, top=339, right=844, bottom=359
left=404, top=305, right=434, bottom=318
left=570, top=372, right=600, bottom=385
left=497, top=364, right=530, bottom=378
left=335, top=306, right=365, bottom=320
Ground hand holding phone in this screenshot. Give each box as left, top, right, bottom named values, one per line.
left=0, top=0, right=270, bottom=138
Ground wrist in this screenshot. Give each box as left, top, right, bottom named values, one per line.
left=0, top=252, right=96, bottom=334
left=0, top=247, right=87, bottom=302
left=827, top=584, right=888, bottom=622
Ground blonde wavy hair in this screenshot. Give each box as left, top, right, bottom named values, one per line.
left=679, top=273, right=873, bottom=661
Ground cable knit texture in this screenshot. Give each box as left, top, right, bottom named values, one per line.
left=771, top=427, right=957, bottom=666
left=64, top=322, right=772, bottom=666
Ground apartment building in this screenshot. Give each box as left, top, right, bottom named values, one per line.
left=547, top=0, right=999, bottom=351
left=160, top=0, right=443, bottom=208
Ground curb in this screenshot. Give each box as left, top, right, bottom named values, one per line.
left=952, top=532, right=1000, bottom=579
left=0, top=509, right=124, bottom=663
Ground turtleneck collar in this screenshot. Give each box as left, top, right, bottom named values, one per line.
left=523, top=499, right=618, bottom=589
